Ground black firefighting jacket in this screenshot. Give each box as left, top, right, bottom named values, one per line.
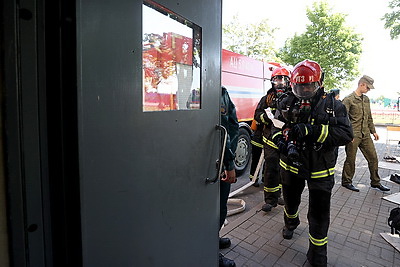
left=271, top=89, right=353, bottom=178
left=253, top=88, right=280, bottom=149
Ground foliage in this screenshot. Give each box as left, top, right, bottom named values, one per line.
left=277, top=1, right=363, bottom=89
left=382, top=0, right=400, bottom=40
left=222, top=15, right=278, bottom=61
left=375, top=95, right=386, bottom=102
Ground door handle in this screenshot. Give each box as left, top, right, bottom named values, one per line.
left=205, top=125, right=227, bottom=184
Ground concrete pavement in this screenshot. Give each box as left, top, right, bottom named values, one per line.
left=221, top=126, right=400, bottom=266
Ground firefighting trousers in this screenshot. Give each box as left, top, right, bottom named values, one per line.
left=249, top=140, right=263, bottom=182
left=342, top=135, right=380, bottom=186
left=263, top=139, right=281, bottom=205
left=280, top=168, right=334, bottom=266
left=220, top=180, right=231, bottom=229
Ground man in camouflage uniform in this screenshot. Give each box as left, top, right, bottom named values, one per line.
left=341, top=75, right=390, bottom=192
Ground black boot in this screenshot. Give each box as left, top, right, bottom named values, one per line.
left=306, top=244, right=327, bottom=267
left=261, top=203, right=277, bottom=212
left=219, top=253, right=236, bottom=267
left=282, top=226, right=294, bottom=239
left=252, top=178, right=260, bottom=187
left=219, top=237, right=231, bottom=249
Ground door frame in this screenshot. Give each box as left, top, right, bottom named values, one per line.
left=2, top=0, right=82, bottom=266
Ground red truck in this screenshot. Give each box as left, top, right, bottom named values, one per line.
left=222, top=49, right=281, bottom=175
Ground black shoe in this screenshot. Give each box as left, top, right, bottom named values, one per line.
left=384, top=156, right=397, bottom=162
left=282, top=226, right=294, bottom=239
left=252, top=179, right=260, bottom=187
left=371, top=184, right=390, bottom=191
left=390, top=174, right=400, bottom=184
left=219, top=237, right=231, bottom=249
left=277, top=197, right=285, bottom=206
left=219, top=253, right=236, bottom=267
left=261, top=203, right=277, bottom=212
left=342, top=184, right=359, bottom=192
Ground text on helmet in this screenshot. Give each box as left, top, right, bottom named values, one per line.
left=294, top=76, right=314, bottom=83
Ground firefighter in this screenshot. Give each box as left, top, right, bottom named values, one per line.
left=253, top=66, right=291, bottom=212
left=271, top=60, right=353, bottom=266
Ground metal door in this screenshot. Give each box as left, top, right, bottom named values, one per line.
left=77, top=0, right=222, bottom=266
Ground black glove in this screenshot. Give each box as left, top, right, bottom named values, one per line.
left=277, top=140, right=288, bottom=154
left=287, top=142, right=300, bottom=163
left=273, top=134, right=288, bottom=154
left=291, top=123, right=313, bottom=139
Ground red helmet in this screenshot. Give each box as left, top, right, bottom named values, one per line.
left=291, top=60, right=322, bottom=99
left=271, top=67, right=290, bottom=78
left=271, top=67, right=291, bottom=91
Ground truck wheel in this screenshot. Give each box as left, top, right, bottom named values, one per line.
left=234, top=128, right=251, bottom=176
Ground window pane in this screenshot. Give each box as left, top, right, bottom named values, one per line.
left=142, top=1, right=201, bottom=112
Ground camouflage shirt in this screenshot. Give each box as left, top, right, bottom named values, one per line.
left=342, top=92, right=376, bottom=138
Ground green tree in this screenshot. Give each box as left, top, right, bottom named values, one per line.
left=376, top=95, right=386, bottom=102
left=382, top=0, right=400, bottom=40
left=277, top=1, right=363, bottom=89
left=223, top=15, right=278, bottom=61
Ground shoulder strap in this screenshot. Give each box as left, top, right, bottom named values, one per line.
left=322, top=91, right=336, bottom=118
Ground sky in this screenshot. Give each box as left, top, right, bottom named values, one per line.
left=222, top=0, right=400, bottom=100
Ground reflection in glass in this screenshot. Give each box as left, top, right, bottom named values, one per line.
left=142, top=1, right=201, bottom=112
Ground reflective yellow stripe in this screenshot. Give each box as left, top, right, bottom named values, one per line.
left=249, top=175, right=254, bottom=179
left=266, top=140, right=278, bottom=149
left=239, top=118, right=254, bottom=122
left=280, top=159, right=299, bottom=174
left=284, top=207, right=299, bottom=219
left=251, top=140, right=263, bottom=148
left=310, top=168, right=335, bottom=178
left=317, top=124, right=328, bottom=143
left=260, top=113, right=269, bottom=125
left=272, top=132, right=282, bottom=140
left=309, top=234, right=328, bottom=246
left=263, top=137, right=278, bottom=149
left=264, top=184, right=282, bottom=193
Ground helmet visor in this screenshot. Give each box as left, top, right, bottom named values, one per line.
left=292, top=82, right=319, bottom=100
left=271, top=76, right=290, bottom=89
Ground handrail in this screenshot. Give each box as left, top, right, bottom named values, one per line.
left=205, top=125, right=227, bottom=184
